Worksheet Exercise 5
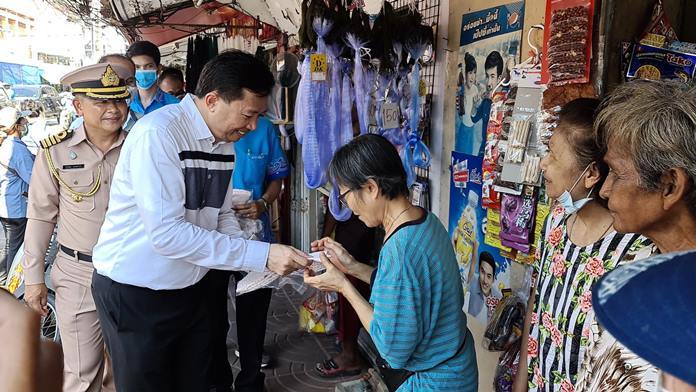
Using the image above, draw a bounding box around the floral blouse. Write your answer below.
[526,204,651,392]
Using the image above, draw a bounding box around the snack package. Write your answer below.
[639,0,678,48]
[483,292,525,351]
[500,187,537,253]
[542,0,595,86]
[626,43,696,83]
[298,288,338,334]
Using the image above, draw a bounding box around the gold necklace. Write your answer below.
[384,205,413,238]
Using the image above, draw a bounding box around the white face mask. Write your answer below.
[556,163,593,216]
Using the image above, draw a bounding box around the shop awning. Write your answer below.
[108,0,301,46]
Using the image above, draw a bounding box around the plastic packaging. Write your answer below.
[542,0,594,86]
[500,187,537,253]
[298,288,338,334]
[639,0,678,48]
[483,293,525,351]
[454,190,479,269]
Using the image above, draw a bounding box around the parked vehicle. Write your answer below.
[11,84,62,118]
[3,233,60,342]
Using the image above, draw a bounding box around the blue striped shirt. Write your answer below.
[370,211,478,391]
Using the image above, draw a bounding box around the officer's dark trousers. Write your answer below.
[92,271,213,392]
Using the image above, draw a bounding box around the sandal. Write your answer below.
[315,358,362,378]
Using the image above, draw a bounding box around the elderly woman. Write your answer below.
[513,99,650,392]
[304,134,478,391]
[574,80,696,390]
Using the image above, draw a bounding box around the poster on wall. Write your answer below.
[454,1,525,157]
[449,152,513,326]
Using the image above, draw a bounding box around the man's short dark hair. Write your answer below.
[194,50,275,102]
[126,41,161,66]
[158,67,184,85]
[484,51,504,76]
[479,251,496,275]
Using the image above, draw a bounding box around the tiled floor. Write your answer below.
[228,286,363,392]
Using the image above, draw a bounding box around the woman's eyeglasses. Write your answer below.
[338,188,354,209]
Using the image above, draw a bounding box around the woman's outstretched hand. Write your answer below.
[304,251,350,294]
[310,237,360,276]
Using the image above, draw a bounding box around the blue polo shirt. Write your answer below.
[130,88,179,116]
[233,117,289,242]
[0,136,34,218]
[233,117,289,199]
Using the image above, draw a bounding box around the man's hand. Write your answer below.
[267,244,311,275]
[233,200,265,220]
[24,283,48,317]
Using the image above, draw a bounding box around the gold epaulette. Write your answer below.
[39,130,73,149]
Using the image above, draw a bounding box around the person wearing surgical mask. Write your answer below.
[0,107,34,285]
[512,99,653,392]
[125,40,179,118]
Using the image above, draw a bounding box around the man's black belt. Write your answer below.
[60,244,92,262]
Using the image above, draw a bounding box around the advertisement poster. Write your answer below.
[449,152,513,326]
[455,1,524,156]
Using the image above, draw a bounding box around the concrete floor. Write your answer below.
[228,286,363,392]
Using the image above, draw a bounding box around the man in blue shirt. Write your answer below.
[126,41,179,118]
[0,107,34,283]
[230,115,289,392]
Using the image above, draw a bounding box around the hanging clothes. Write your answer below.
[185,35,219,94]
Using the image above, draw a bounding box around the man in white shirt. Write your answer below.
[91,50,310,392]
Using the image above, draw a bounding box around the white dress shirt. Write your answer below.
[93,94,270,290]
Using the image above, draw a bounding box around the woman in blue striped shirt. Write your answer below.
[304,134,478,391]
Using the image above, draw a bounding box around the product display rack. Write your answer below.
[290,0,442,252]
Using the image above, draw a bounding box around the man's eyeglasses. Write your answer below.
[338,188,354,209]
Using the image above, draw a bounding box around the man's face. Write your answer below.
[131,55,158,71]
[479,261,494,296]
[205,89,267,143]
[159,77,184,97]
[74,96,128,134]
[485,67,501,92]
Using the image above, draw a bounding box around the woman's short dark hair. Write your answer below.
[465,52,477,74]
[195,50,275,102]
[479,251,496,275]
[126,41,161,66]
[557,98,607,205]
[328,134,409,200]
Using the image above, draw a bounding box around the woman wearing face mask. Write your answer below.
[0,107,34,285]
[512,99,651,392]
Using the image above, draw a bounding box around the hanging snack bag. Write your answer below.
[500,187,537,253]
[542,0,595,86]
[626,43,696,83]
[639,0,678,48]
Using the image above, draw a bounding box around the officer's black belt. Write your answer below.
[60,244,92,262]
